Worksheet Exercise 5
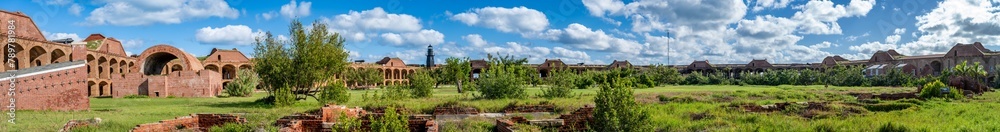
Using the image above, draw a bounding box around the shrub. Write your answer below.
[378,84,410,100]
[369,107,409,132]
[408,70,435,98]
[919,80,963,99]
[592,77,652,131]
[541,69,575,98]
[225,70,260,97]
[684,72,709,85]
[877,122,909,132]
[574,71,598,89]
[274,85,296,107]
[648,64,683,85]
[318,81,350,105]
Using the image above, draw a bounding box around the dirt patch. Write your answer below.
[689,112,712,121]
[850,92,919,100]
[502,102,556,113]
[729,102,849,118]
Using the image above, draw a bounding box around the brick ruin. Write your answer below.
[275,104,439,132]
[130,114,246,132]
[0,60,89,110]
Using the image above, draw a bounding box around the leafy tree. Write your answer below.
[476,54,529,99]
[344,66,384,89]
[318,81,350,105]
[591,75,652,131]
[824,65,867,86]
[647,64,682,85]
[440,57,471,93]
[369,107,409,132]
[796,69,822,85]
[870,68,914,87]
[253,20,350,101]
[408,70,435,98]
[951,61,987,79]
[224,70,259,97]
[573,71,598,89]
[541,69,575,98]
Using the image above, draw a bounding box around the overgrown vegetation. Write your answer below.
[476,54,529,99]
[541,69,575,98]
[253,20,350,103]
[919,80,963,99]
[318,81,350,105]
[225,70,260,97]
[440,57,472,93]
[408,70,435,98]
[592,75,652,131]
[368,107,409,132]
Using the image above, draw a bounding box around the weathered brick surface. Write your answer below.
[558,106,594,132]
[0,61,89,110]
[130,114,245,132]
[495,119,516,132]
[111,70,222,98]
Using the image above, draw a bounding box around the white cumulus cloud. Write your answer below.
[195,25,263,45]
[83,0,240,26]
[280,0,311,19]
[450,6,549,34]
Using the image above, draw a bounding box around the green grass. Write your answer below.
[1,85,998,131]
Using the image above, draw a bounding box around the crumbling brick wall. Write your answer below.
[558,106,594,131]
[131,114,245,132]
[112,70,222,98]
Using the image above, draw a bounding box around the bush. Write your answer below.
[541,69,575,98]
[574,71,598,89]
[225,70,260,97]
[408,70,435,98]
[378,84,411,100]
[648,64,683,85]
[684,72,709,85]
[919,80,963,99]
[318,81,350,105]
[592,77,652,131]
[369,107,409,132]
[878,122,909,132]
[274,85,296,107]
[476,56,528,99]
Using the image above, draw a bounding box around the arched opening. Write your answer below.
[222,65,236,79]
[98,81,108,96]
[98,57,108,78]
[238,65,251,71]
[222,81,230,89]
[128,62,134,73]
[119,60,126,73]
[142,52,180,75]
[931,61,943,76]
[50,49,66,63]
[28,46,46,67]
[171,64,183,73]
[205,64,220,73]
[3,43,24,70]
[87,55,96,77]
[110,58,118,77]
[87,81,96,97]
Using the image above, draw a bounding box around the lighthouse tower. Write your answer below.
[426,45,434,68]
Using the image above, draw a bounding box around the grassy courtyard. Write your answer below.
[2,85,999,131]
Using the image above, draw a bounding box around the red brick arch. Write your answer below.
[137,45,204,75]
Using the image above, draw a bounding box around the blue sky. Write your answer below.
[4,0,1000,65]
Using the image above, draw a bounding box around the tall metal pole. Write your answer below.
[667,32,671,66]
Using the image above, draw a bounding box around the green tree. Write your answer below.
[318,81,350,105]
[441,57,471,93]
[408,70,435,98]
[591,75,652,131]
[476,54,529,99]
[647,64,682,85]
[224,70,259,97]
[541,69,575,98]
[345,66,384,89]
[369,107,409,132]
[253,20,350,101]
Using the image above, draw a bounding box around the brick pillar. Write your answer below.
[71,42,87,61]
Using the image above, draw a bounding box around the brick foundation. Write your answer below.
[111,70,222,98]
[277,104,438,132]
[130,114,246,132]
